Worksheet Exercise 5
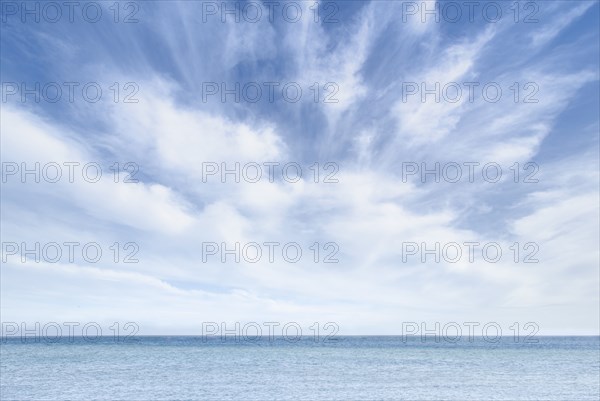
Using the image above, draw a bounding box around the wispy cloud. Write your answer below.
[1,0,598,335]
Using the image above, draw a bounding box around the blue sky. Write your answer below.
[1,1,599,335]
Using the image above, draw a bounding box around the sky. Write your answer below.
[0,0,599,336]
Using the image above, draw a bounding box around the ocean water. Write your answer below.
[1,336,598,400]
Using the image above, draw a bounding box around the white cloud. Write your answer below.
[2,0,598,335]
[1,106,195,234]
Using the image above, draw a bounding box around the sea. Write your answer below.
[1,336,599,400]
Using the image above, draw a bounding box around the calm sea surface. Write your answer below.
[1,336,599,400]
